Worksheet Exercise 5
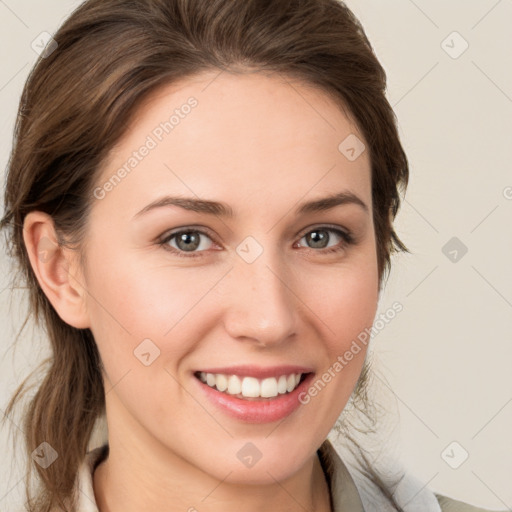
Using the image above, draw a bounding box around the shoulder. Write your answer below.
[436,493,508,512]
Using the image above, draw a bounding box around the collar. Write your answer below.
[72,440,364,511]
[318,438,366,511]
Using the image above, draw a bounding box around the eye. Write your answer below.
[159,228,216,258]
[158,225,355,259]
[295,226,354,255]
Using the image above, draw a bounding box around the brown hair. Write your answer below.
[0,0,409,510]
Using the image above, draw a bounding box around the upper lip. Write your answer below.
[195,365,314,379]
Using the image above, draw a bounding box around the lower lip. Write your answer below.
[195,373,315,423]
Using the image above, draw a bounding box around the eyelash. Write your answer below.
[158,225,355,259]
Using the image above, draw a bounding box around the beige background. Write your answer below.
[1,1,511,510]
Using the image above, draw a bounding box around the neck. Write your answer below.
[93,437,331,512]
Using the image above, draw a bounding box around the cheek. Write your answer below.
[305,257,379,345]
[82,249,199,417]
[84,244,218,347]
[299,279,376,419]
[299,255,378,400]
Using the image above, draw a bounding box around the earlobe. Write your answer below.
[22,211,91,329]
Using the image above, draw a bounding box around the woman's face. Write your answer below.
[79,71,379,483]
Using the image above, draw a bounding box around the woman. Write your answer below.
[0,0,505,511]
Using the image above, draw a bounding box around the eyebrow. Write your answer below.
[133,191,368,220]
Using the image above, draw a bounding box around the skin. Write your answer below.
[23,70,379,511]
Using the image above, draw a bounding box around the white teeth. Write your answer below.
[286,374,296,392]
[261,377,278,398]
[216,374,228,392]
[277,375,287,394]
[206,373,216,387]
[227,375,242,395]
[241,377,260,397]
[198,371,304,398]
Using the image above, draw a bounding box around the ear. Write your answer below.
[22,211,91,329]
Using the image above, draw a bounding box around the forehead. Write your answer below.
[94,71,371,218]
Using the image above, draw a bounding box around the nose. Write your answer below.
[220,245,299,348]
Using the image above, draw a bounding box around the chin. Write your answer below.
[200,437,317,485]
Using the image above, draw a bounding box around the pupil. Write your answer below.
[177,232,199,251]
[308,230,328,248]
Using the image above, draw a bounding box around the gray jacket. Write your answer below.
[318,439,507,512]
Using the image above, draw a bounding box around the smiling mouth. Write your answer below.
[194,371,310,400]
